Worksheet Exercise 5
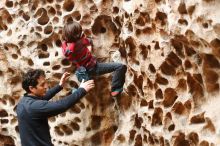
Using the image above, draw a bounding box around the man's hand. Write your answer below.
[79,79,95,92]
[59,72,71,87]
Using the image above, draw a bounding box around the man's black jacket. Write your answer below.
[16,85,86,146]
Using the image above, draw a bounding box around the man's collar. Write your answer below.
[24,93,42,100]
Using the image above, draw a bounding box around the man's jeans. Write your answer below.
[75,62,127,92]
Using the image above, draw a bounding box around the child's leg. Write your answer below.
[72,67,90,94]
[75,66,90,82]
[90,62,127,95]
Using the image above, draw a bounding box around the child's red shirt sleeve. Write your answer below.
[61,42,75,60]
[82,37,93,51]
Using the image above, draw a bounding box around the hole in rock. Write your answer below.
[43,62,50,66]
[61,59,70,66]
[6,1,13,7]
[44,25,53,34]
[52,65,61,70]
[63,0,74,12]
[12,54,18,59]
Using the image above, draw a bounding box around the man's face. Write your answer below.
[30,76,48,97]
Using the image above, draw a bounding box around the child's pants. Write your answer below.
[75,62,127,92]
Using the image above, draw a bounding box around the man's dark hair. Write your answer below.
[22,69,45,93]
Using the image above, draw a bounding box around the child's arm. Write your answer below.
[87,45,92,52]
[84,37,93,52]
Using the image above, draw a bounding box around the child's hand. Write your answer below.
[87,45,92,52]
[79,79,94,92]
[59,72,71,87]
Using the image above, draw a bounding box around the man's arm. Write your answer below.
[43,72,70,101]
[43,85,63,101]
[30,80,94,117]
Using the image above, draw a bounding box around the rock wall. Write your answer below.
[0,0,220,145]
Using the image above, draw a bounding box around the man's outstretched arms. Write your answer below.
[43,72,70,101]
[31,79,95,117]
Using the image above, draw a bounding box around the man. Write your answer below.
[16,69,94,146]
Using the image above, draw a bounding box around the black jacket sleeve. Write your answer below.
[30,88,87,117]
[43,85,63,101]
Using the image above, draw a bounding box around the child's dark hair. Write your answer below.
[62,21,82,43]
[22,69,45,93]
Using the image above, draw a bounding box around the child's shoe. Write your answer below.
[111,88,123,97]
[111,91,121,97]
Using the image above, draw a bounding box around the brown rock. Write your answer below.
[163,88,178,107]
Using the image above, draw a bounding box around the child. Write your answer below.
[61,21,127,97]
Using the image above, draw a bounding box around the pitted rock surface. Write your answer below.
[0,0,220,145]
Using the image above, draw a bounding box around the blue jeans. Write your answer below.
[75,62,127,92]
